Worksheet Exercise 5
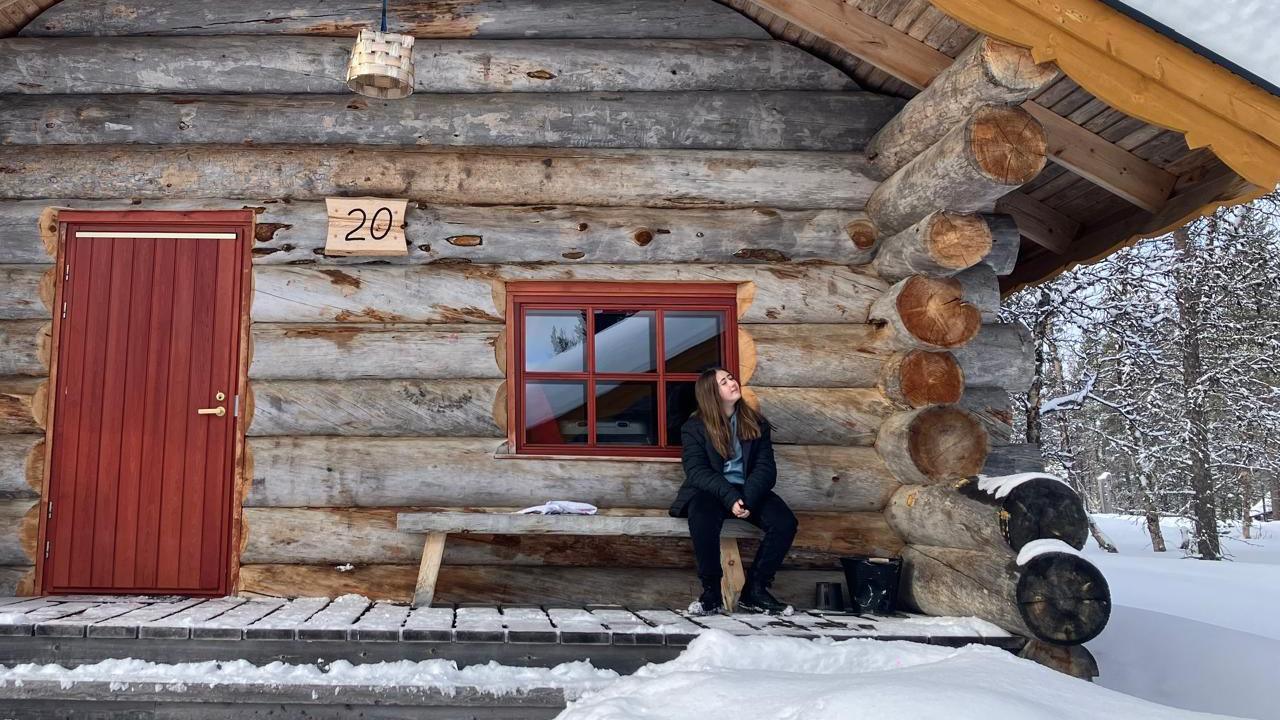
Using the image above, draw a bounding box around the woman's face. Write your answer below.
[715,369,741,404]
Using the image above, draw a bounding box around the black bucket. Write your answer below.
[840,556,901,615]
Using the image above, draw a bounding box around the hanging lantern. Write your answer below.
[346,0,415,99]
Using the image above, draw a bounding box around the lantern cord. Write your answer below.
[380,0,388,32]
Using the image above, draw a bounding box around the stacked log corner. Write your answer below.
[856,37,1107,647]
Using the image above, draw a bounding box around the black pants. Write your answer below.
[685,490,798,588]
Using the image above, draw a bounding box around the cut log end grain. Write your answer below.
[880,350,964,407]
[1016,551,1111,645]
[969,105,1047,185]
[979,38,1060,93]
[928,213,992,270]
[906,406,989,481]
[999,477,1089,552]
[845,218,879,251]
[888,276,982,349]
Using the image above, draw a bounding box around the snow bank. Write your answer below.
[0,657,618,699]
[559,630,1238,720]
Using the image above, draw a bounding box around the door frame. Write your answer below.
[34,209,255,596]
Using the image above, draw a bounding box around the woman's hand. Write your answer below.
[732,499,751,519]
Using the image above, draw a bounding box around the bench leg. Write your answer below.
[719,538,745,613]
[412,532,447,608]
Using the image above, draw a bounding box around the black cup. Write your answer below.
[840,556,902,615]
[814,581,844,611]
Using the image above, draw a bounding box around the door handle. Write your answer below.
[196,406,226,417]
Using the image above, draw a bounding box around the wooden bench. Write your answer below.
[396,512,764,612]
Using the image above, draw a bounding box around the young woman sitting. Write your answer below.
[668,367,798,615]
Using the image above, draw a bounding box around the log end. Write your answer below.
[1017,551,1111,645]
[894,276,982,349]
[929,213,993,271]
[969,105,1047,186]
[887,350,964,407]
[845,218,879,251]
[980,38,1059,93]
[1003,478,1089,552]
[905,405,989,482]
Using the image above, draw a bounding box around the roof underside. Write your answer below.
[0,0,1274,293]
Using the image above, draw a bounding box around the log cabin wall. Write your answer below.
[0,0,1043,608]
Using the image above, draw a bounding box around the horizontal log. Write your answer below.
[869,276,982,350]
[245,436,902,512]
[953,324,1033,391]
[0,38,855,94]
[982,443,1044,476]
[1,92,901,152]
[959,387,1014,446]
[249,324,503,381]
[900,544,1110,644]
[1,200,876,266]
[0,435,41,499]
[247,379,503,437]
[876,406,989,485]
[956,264,1001,323]
[0,377,45,434]
[0,267,51,320]
[749,386,895,445]
[23,0,771,39]
[865,105,1048,237]
[871,212,992,282]
[0,566,33,596]
[885,478,1087,553]
[250,264,889,325]
[0,320,47,376]
[866,37,1057,180]
[238,564,845,607]
[0,499,37,565]
[0,146,878,209]
[983,214,1020,276]
[241,507,901,565]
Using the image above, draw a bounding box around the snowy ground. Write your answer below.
[1084,514,1280,720]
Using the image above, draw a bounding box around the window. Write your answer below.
[510,282,739,457]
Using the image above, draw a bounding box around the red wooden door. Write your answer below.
[41,211,251,595]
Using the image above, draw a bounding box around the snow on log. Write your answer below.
[865,105,1047,237]
[871,211,993,282]
[245,437,902,512]
[869,276,982,350]
[884,475,1088,553]
[900,544,1110,645]
[866,37,1057,179]
[875,405,989,485]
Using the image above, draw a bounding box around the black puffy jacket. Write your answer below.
[669,414,777,517]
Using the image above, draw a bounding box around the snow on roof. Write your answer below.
[1106,0,1280,93]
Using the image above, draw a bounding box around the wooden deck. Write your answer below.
[0,595,1020,718]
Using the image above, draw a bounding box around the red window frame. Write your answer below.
[507,282,740,458]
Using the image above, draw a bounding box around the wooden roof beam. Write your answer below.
[750,0,1177,214]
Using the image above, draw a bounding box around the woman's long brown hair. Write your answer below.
[693,367,764,458]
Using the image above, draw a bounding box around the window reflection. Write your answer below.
[665,381,698,446]
[596,382,657,445]
[594,310,656,373]
[664,312,723,373]
[525,310,586,372]
[524,381,587,445]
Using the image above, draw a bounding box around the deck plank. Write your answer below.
[547,609,610,645]
[455,606,506,643]
[35,601,147,638]
[297,595,370,640]
[588,608,664,646]
[402,606,454,642]
[139,598,249,639]
[632,609,702,645]
[501,607,559,644]
[87,598,206,639]
[350,602,411,642]
[243,597,332,640]
[191,599,287,640]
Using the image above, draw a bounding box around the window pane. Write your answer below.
[596,382,657,446]
[664,311,724,373]
[665,381,698,446]
[594,310,656,373]
[525,310,586,372]
[524,381,587,445]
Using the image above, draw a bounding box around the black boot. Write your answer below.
[687,582,725,616]
[738,576,789,615]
